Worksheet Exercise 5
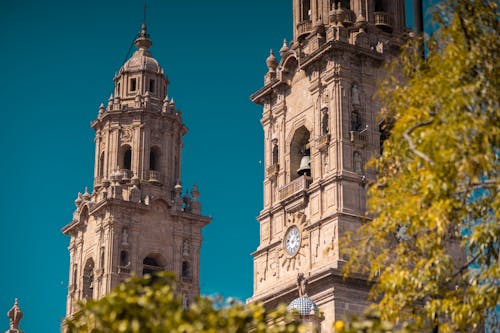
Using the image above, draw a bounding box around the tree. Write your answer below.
[343,1,499,332]
[65,273,304,333]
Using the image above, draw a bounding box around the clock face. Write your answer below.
[284,225,301,256]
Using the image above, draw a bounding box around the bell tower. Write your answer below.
[62,23,210,317]
[250,0,406,331]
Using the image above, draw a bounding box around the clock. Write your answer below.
[284,225,301,256]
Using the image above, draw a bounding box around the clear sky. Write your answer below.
[0,1,423,331]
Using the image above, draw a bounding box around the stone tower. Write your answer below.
[249,1,406,331]
[62,23,210,317]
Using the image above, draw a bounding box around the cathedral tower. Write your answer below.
[249,1,406,331]
[62,23,210,317]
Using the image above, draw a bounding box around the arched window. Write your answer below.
[120,145,132,170]
[375,0,385,12]
[300,0,311,21]
[124,149,131,170]
[182,261,191,281]
[99,152,105,178]
[290,126,311,180]
[142,256,162,277]
[82,258,95,300]
[333,0,350,9]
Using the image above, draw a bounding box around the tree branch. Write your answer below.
[452,251,481,278]
[403,119,435,165]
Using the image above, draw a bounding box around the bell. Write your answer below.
[297,155,311,176]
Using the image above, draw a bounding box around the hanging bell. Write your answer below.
[297,155,311,176]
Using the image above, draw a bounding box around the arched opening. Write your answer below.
[149,147,160,171]
[290,126,311,180]
[375,0,385,12]
[182,261,191,281]
[124,149,131,170]
[351,110,363,132]
[80,206,89,224]
[120,250,129,267]
[142,255,163,277]
[82,258,95,300]
[281,56,298,82]
[332,0,350,9]
[300,0,311,22]
[98,152,105,178]
[119,145,132,170]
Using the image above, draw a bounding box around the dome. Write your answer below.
[121,49,161,73]
[119,23,161,74]
[287,296,319,316]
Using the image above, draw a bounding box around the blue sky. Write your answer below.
[0,1,423,331]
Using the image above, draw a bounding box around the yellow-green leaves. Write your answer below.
[343,0,499,332]
[65,273,304,333]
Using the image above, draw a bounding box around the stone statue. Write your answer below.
[183,239,190,257]
[351,83,360,105]
[297,273,308,297]
[122,228,129,245]
[321,108,329,135]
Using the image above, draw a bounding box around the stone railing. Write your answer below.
[374,12,393,31]
[120,169,132,181]
[296,20,312,37]
[350,131,368,145]
[149,170,161,183]
[279,175,312,201]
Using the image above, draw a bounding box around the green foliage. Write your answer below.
[65,273,305,333]
[343,1,499,332]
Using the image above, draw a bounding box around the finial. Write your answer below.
[191,184,199,199]
[7,298,23,331]
[266,49,278,73]
[297,273,308,297]
[134,22,152,51]
[279,38,289,57]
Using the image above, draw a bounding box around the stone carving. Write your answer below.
[120,127,133,142]
[151,129,162,143]
[297,273,308,297]
[182,239,190,257]
[6,299,23,333]
[121,228,129,245]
